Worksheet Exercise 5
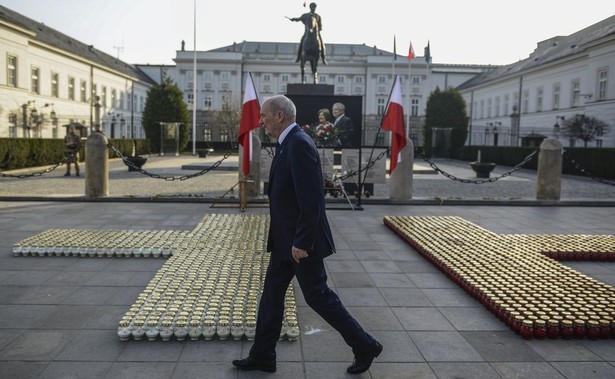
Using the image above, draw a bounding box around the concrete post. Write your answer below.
[85,132,109,198]
[536,138,563,200]
[389,138,414,201]
[238,134,261,198]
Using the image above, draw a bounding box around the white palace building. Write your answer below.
[1,4,613,148]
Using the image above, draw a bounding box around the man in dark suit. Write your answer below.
[332,102,356,147]
[233,95,382,375]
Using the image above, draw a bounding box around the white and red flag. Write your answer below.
[238,73,261,176]
[408,41,415,61]
[381,75,406,174]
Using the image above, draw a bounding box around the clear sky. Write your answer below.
[2,0,613,66]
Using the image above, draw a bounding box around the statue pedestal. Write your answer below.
[286,84,334,96]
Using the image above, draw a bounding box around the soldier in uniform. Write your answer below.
[64,125,81,176]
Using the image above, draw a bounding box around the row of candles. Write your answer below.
[384,215,615,340]
[13,213,300,342]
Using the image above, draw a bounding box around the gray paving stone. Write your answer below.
[60,286,124,305]
[56,330,125,361]
[347,307,403,331]
[33,305,106,329]
[361,260,402,273]
[325,249,357,261]
[104,361,176,379]
[430,362,502,379]
[394,260,441,274]
[581,339,615,361]
[38,361,112,379]
[420,288,479,307]
[173,362,238,379]
[0,329,22,351]
[526,339,602,361]
[324,260,365,273]
[301,330,353,362]
[305,362,370,379]
[81,305,128,329]
[380,288,432,307]
[336,288,388,306]
[0,330,77,361]
[409,331,484,362]
[369,362,437,379]
[551,361,615,379]
[0,304,55,328]
[369,273,416,288]
[491,362,566,379]
[461,332,545,361]
[393,307,455,331]
[180,339,245,362]
[407,273,456,289]
[12,285,76,305]
[329,272,375,288]
[369,330,424,362]
[440,307,509,331]
[0,361,48,379]
[117,340,183,362]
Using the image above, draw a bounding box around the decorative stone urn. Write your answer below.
[125,156,147,171]
[470,162,496,178]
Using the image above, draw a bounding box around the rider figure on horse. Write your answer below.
[290,2,328,65]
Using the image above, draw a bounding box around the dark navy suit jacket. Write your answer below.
[267,124,335,261]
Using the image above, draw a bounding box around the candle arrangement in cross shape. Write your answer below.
[13,213,299,342]
[384,215,615,340]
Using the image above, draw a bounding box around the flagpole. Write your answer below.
[406,59,411,140]
[192,0,197,155]
[392,35,396,81]
[361,74,399,191]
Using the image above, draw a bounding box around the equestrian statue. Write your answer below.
[287,2,327,84]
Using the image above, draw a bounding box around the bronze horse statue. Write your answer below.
[299,15,320,84]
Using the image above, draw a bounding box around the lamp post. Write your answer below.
[493,122,501,146]
[553,116,565,139]
[120,117,126,138]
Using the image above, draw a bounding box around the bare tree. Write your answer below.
[562,114,609,147]
[207,101,241,145]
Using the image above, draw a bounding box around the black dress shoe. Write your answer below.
[232,356,276,373]
[347,341,383,374]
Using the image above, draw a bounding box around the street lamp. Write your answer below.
[553,116,565,138]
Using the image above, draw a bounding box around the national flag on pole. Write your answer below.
[381,75,406,174]
[393,35,397,60]
[238,72,261,176]
[408,41,415,61]
[424,40,431,63]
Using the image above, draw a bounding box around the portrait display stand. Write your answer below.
[159,122,180,156]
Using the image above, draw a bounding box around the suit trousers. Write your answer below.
[249,255,376,361]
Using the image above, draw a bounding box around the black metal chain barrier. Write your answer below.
[108,143,234,181]
[419,149,538,184]
[0,146,83,179]
[562,150,615,187]
[336,148,389,181]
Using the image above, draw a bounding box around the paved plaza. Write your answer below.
[0,155,614,378]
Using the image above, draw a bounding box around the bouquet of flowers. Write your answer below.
[303,122,341,147]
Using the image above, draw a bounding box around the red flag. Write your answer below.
[381,75,406,174]
[408,41,415,61]
[238,73,260,176]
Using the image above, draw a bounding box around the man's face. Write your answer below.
[260,101,276,137]
[332,106,343,118]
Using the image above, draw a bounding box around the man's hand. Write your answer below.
[291,246,309,263]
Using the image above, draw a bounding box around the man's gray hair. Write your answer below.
[267,95,296,121]
[332,102,345,112]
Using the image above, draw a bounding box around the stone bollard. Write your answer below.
[536,138,563,200]
[238,134,261,199]
[85,132,109,198]
[389,137,414,201]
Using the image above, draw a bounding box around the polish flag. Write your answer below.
[408,41,415,61]
[238,73,261,176]
[381,75,406,174]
